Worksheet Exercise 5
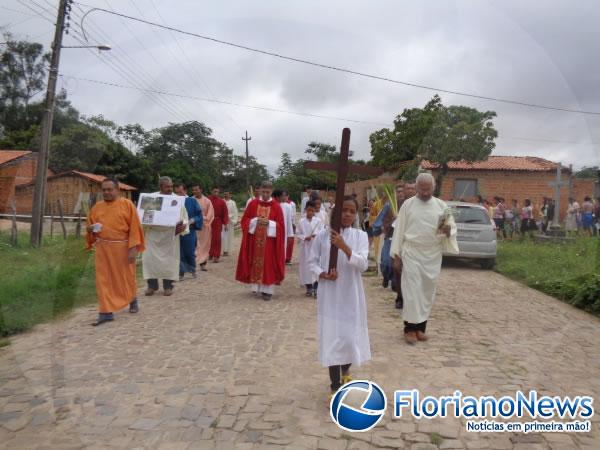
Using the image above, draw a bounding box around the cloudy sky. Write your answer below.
[3,0,599,171]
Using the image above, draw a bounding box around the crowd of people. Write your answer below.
[86,176,239,325]
[86,173,595,396]
[475,195,600,239]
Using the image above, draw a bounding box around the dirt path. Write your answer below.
[1,233,599,449]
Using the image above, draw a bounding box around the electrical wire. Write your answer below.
[74,2,600,116]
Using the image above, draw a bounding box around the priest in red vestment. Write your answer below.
[235,181,286,300]
[209,187,229,263]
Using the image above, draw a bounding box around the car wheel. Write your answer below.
[480,258,495,270]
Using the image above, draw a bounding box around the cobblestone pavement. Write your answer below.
[1,234,599,449]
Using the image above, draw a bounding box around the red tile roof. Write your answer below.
[70,170,137,190]
[421,156,567,172]
[15,170,137,191]
[0,150,32,166]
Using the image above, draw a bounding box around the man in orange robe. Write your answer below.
[193,185,214,271]
[86,178,145,326]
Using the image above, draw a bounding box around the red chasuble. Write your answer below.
[209,195,229,258]
[235,198,286,285]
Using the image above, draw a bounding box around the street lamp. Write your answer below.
[61,44,111,51]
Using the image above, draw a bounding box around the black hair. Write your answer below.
[175,182,186,189]
[305,200,316,209]
[102,177,120,189]
[343,195,359,211]
[272,189,283,199]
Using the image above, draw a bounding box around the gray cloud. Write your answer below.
[3,0,599,170]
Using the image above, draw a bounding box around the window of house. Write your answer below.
[454,179,478,199]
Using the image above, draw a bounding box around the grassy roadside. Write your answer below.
[0,233,97,337]
[495,237,600,316]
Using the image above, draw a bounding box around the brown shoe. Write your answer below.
[404,331,417,345]
[416,331,428,341]
[164,289,173,296]
[144,288,156,296]
[213,258,220,263]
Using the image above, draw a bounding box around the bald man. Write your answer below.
[390,173,457,344]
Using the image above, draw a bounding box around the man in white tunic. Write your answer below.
[309,196,371,393]
[143,176,188,296]
[221,191,239,256]
[390,173,457,344]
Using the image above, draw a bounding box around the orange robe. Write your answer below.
[86,198,145,313]
[195,195,214,264]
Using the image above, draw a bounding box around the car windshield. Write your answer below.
[450,206,491,224]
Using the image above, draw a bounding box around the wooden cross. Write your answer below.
[548,163,565,225]
[304,128,384,271]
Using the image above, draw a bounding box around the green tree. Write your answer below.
[49,122,110,172]
[0,33,49,112]
[575,166,599,179]
[370,95,497,194]
[277,152,294,178]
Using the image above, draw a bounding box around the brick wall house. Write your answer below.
[345,156,598,220]
[421,156,598,220]
[0,150,54,213]
[15,170,136,215]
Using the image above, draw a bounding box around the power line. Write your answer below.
[58,73,391,126]
[70,1,239,144]
[75,2,600,117]
[120,0,241,142]
[57,74,600,147]
[15,0,55,25]
[1,5,39,17]
[17,0,190,122]
[67,10,194,122]
[146,0,244,132]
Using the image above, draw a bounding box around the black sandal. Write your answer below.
[92,316,114,326]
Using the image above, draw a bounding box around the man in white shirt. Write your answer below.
[390,173,457,344]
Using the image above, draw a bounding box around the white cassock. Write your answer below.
[288,200,297,228]
[280,201,295,252]
[296,217,325,285]
[390,196,458,324]
[309,227,371,367]
[315,209,329,226]
[301,195,309,214]
[143,195,189,281]
[222,199,239,254]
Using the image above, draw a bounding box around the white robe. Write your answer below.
[390,196,457,324]
[309,227,371,367]
[297,217,325,285]
[222,199,239,254]
[280,202,295,239]
[143,196,189,281]
[315,209,329,226]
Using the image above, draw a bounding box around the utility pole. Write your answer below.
[30,0,69,247]
[242,130,252,192]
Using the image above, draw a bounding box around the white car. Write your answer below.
[444,202,497,269]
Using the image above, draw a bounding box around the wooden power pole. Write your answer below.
[242,130,252,192]
[30,0,69,247]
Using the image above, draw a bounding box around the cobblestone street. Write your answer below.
[1,235,599,449]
